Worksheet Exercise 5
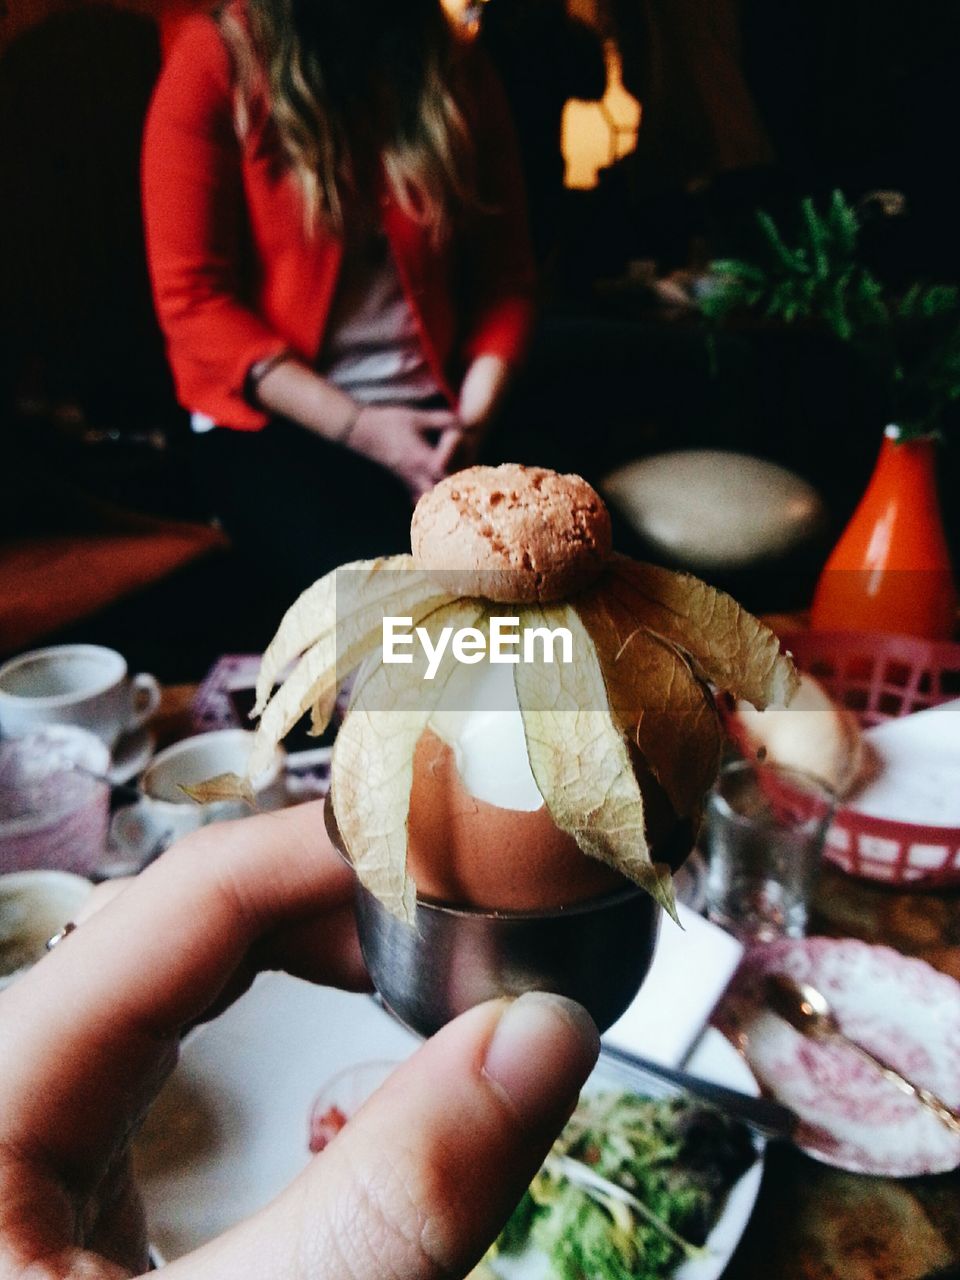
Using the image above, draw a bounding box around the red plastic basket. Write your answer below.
[777,631,960,887]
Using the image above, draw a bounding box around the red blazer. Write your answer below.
[142,13,536,430]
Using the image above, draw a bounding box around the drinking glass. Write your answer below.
[704,759,835,943]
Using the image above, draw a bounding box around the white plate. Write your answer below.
[640,1033,763,1280]
[714,937,960,1176]
[490,1032,764,1280]
[108,728,155,786]
[135,973,764,1277]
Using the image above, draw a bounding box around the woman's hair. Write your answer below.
[222,0,475,239]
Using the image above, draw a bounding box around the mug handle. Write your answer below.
[129,673,161,731]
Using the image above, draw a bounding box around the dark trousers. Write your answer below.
[190,419,417,606]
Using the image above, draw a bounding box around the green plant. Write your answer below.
[701,190,960,440]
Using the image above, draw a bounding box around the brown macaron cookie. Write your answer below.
[411,463,612,602]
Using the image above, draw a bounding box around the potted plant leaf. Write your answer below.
[701,190,958,638]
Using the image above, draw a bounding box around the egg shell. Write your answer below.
[406,729,691,911]
[735,672,865,797]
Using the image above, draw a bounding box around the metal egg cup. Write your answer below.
[325,803,661,1038]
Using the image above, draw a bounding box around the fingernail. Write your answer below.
[483,992,599,1129]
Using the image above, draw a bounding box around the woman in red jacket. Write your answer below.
[142,0,534,592]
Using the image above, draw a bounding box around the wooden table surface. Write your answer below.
[154,680,960,1280]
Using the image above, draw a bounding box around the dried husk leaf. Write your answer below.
[248,571,453,777]
[573,588,722,821]
[249,635,336,777]
[513,603,678,921]
[331,601,488,923]
[180,772,255,807]
[253,556,440,715]
[608,555,799,710]
[255,558,385,715]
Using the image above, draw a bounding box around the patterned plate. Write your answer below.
[714,937,960,1176]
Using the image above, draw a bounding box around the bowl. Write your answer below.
[325,803,661,1038]
[0,869,93,989]
[0,725,111,876]
[776,631,960,886]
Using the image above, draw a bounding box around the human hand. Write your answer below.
[445,421,487,473]
[443,354,514,474]
[349,404,465,501]
[0,802,599,1280]
[458,355,511,430]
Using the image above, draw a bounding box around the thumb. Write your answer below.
[161,994,598,1280]
[432,423,465,474]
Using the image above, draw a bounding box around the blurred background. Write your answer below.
[2,0,959,678]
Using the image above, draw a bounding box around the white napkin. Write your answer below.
[849,698,960,826]
[601,903,744,1067]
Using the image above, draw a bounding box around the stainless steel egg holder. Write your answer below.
[325,803,661,1038]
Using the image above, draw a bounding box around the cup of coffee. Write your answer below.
[110,730,287,867]
[0,869,94,990]
[0,644,160,751]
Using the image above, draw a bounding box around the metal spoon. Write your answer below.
[63,759,142,805]
[764,972,960,1137]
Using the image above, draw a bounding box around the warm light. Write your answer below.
[562,41,640,190]
[440,0,474,20]
[444,3,638,190]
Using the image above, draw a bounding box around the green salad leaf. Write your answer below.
[485,1089,756,1280]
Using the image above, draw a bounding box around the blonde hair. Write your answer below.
[221,0,475,240]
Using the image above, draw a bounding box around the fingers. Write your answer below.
[73,876,131,923]
[405,443,457,500]
[0,801,361,1173]
[411,407,460,434]
[352,404,464,500]
[433,422,465,474]
[161,994,599,1280]
[256,901,369,992]
[411,412,463,482]
[48,800,355,1027]
[446,420,487,474]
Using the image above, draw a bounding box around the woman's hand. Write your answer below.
[254,357,464,501]
[0,801,598,1280]
[452,354,514,470]
[349,403,464,500]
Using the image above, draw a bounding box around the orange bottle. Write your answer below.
[811,426,957,639]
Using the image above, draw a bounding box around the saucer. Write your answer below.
[108,728,155,786]
[714,937,960,1176]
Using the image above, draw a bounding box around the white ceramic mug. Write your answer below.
[0,644,160,751]
[121,729,287,857]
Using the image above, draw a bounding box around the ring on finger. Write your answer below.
[45,921,77,951]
